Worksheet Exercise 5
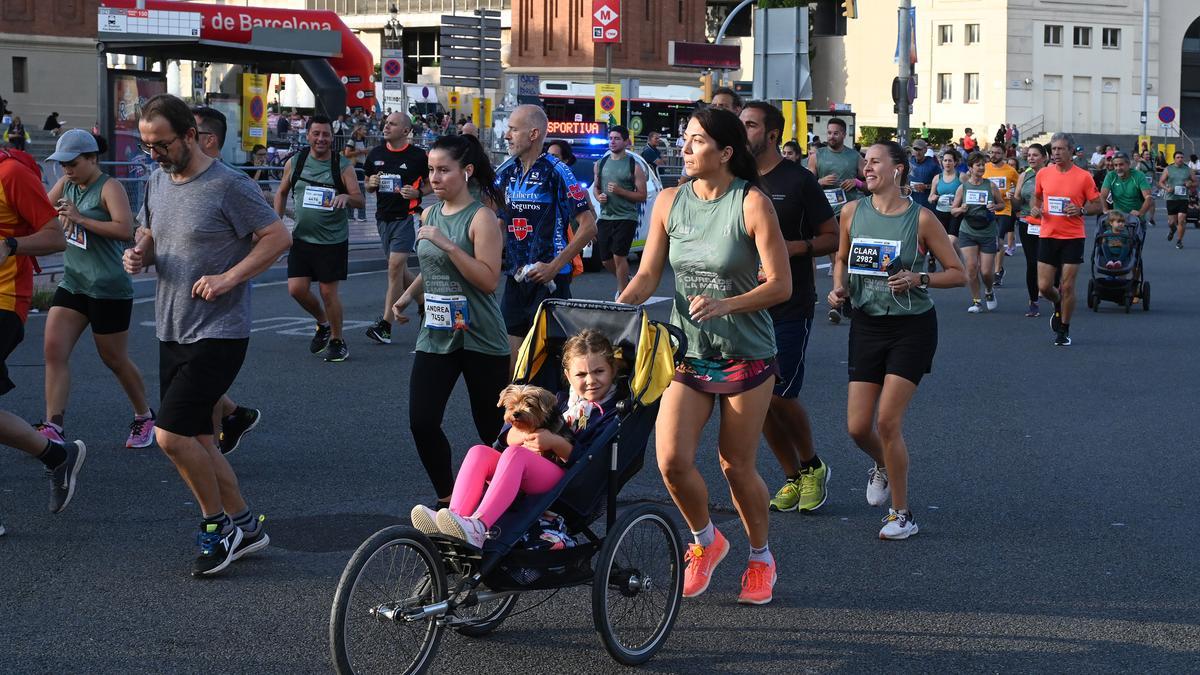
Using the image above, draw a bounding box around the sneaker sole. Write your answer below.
[410,508,440,535]
[54,441,87,514]
[435,509,482,548]
[325,355,349,362]
[879,522,919,540]
[736,572,777,605]
[768,501,799,513]
[221,411,261,456]
[126,429,156,449]
[682,537,729,598]
[195,528,244,577]
[231,531,270,561]
[799,466,832,513]
[365,331,392,345]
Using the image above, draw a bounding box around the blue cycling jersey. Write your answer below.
[494,153,592,275]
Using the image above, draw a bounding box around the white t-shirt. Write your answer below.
[1090,152,1105,167]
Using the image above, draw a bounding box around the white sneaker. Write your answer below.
[866,465,890,507]
[409,505,440,535]
[879,509,919,540]
[985,291,998,311]
[436,509,487,548]
[967,302,983,313]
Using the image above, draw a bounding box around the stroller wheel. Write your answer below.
[1086,279,1095,309]
[592,503,684,666]
[1142,281,1151,311]
[330,526,447,675]
[452,585,520,637]
[1124,291,1133,313]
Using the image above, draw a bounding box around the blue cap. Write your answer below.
[47,129,99,162]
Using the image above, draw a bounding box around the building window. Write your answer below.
[937,73,952,102]
[966,24,980,45]
[1074,26,1092,47]
[11,57,26,94]
[938,24,953,45]
[1044,24,1063,46]
[964,73,980,103]
[1103,27,1121,48]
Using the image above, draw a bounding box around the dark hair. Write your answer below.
[687,107,760,188]
[782,140,802,158]
[872,141,910,187]
[140,94,196,139]
[711,86,743,110]
[940,148,960,162]
[608,125,630,141]
[191,106,227,149]
[1027,143,1046,158]
[827,117,848,132]
[545,139,576,166]
[966,151,987,167]
[430,133,502,207]
[307,115,332,130]
[251,144,267,153]
[741,101,784,141]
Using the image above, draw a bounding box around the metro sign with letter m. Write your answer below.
[592,0,621,43]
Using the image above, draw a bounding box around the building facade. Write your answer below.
[1,0,103,128]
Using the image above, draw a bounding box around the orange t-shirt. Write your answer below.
[1034,164,1099,240]
[0,157,58,321]
[983,162,1020,216]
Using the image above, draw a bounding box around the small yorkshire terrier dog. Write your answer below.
[497,384,566,436]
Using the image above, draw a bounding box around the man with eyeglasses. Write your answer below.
[124,94,291,576]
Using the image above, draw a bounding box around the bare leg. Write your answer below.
[762,396,815,477]
[612,254,630,295]
[1058,263,1080,325]
[655,381,716,532]
[93,330,150,416]
[1037,262,1061,303]
[0,410,55,456]
[288,277,327,324]
[382,252,412,322]
[875,375,919,512]
[980,251,997,290]
[716,379,775,549]
[962,246,981,301]
[42,306,89,424]
[319,281,344,340]
[211,394,237,439]
[846,381,885,466]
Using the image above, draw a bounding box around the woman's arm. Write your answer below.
[618,186,675,304]
[916,209,966,288]
[826,201,855,308]
[950,185,966,216]
[1013,171,1030,209]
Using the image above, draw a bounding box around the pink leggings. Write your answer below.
[450,445,565,527]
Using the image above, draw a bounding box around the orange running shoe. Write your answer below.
[682,528,729,598]
[737,560,777,605]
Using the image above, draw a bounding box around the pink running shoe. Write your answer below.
[682,528,729,598]
[126,413,156,449]
[737,560,778,605]
[35,422,65,445]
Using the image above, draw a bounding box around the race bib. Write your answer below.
[936,194,953,211]
[65,222,88,250]
[1174,184,1188,197]
[964,189,989,206]
[378,174,402,193]
[302,185,336,211]
[848,237,902,277]
[1024,219,1041,236]
[988,176,1008,191]
[1047,196,1071,216]
[824,188,847,207]
[424,294,470,331]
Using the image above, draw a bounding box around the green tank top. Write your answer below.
[598,154,639,221]
[667,179,776,361]
[415,201,509,356]
[292,153,351,244]
[847,197,933,317]
[959,178,997,237]
[1164,164,1191,201]
[59,174,133,300]
[1017,168,1036,218]
[816,145,861,215]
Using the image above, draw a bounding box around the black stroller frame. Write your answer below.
[1087,213,1151,313]
[330,300,688,674]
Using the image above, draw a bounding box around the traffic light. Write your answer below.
[842,0,857,19]
[699,72,713,102]
[278,75,287,91]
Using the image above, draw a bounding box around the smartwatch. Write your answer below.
[918,272,930,289]
[3,236,16,256]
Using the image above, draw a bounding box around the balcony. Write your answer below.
[306,0,509,14]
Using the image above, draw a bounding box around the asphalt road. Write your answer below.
[2,212,1199,673]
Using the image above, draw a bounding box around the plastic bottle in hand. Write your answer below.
[515,263,556,293]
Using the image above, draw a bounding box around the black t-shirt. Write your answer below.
[364,143,429,220]
[641,144,661,173]
[759,159,834,322]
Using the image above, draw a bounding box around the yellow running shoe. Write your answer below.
[768,477,801,512]
[798,463,832,513]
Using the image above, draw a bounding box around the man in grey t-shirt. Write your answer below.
[124,94,291,578]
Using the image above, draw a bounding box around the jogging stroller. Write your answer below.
[1087,214,1150,312]
[329,300,687,674]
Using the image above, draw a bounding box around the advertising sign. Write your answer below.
[592,0,621,43]
[241,73,268,152]
[594,83,622,125]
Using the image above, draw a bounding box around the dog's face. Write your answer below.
[497,384,558,433]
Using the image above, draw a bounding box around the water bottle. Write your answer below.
[516,264,556,293]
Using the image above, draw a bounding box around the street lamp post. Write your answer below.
[383,4,406,115]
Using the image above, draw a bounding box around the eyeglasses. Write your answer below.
[138,136,180,156]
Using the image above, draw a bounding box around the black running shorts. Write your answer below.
[51,288,133,335]
[594,218,638,261]
[158,338,249,437]
[0,310,23,396]
[287,239,349,283]
[1037,237,1085,267]
[847,308,938,386]
[1167,200,1189,216]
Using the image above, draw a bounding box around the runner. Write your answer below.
[190,107,262,455]
[39,130,153,449]
[362,111,430,345]
[275,115,365,362]
[709,86,743,114]
[495,105,596,360]
[984,143,1020,285]
[0,141,86,532]
[592,125,648,297]
[620,107,791,605]
[929,148,963,247]
[1159,151,1193,249]
[808,117,864,319]
[124,93,291,575]
[390,134,509,511]
[1012,143,1048,317]
[1136,151,1159,227]
[1101,152,1153,226]
[827,141,965,539]
[740,102,839,514]
[951,152,1004,313]
[908,139,939,211]
[1031,132,1102,346]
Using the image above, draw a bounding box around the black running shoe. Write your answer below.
[219,407,261,456]
[827,307,842,325]
[324,338,349,362]
[1177,240,1184,250]
[994,268,1005,287]
[309,324,332,354]
[230,515,270,562]
[365,318,392,345]
[49,440,86,514]
[1168,228,1175,241]
[1050,304,1062,333]
[193,523,243,578]
[1053,330,1071,346]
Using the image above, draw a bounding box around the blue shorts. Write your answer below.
[501,273,572,337]
[377,216,416,255]
[772,318,813,399]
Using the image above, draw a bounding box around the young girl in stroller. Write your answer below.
[409,329,621,548]
[1100,211,1135,272]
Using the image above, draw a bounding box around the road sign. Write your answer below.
[1159,106,1176,124]
[592,0,621,43]
[448,91,461,110]
[595,83,621,125]
[439,10,502,91]
[240,73,268,152]
[668,41,741,70]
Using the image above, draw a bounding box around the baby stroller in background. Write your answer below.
[1187,194,1200,229]
[330,300,687,675]
[1087,213,1150,313]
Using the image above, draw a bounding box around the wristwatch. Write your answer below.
[918,272,930,289]
[3,236,16,256]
